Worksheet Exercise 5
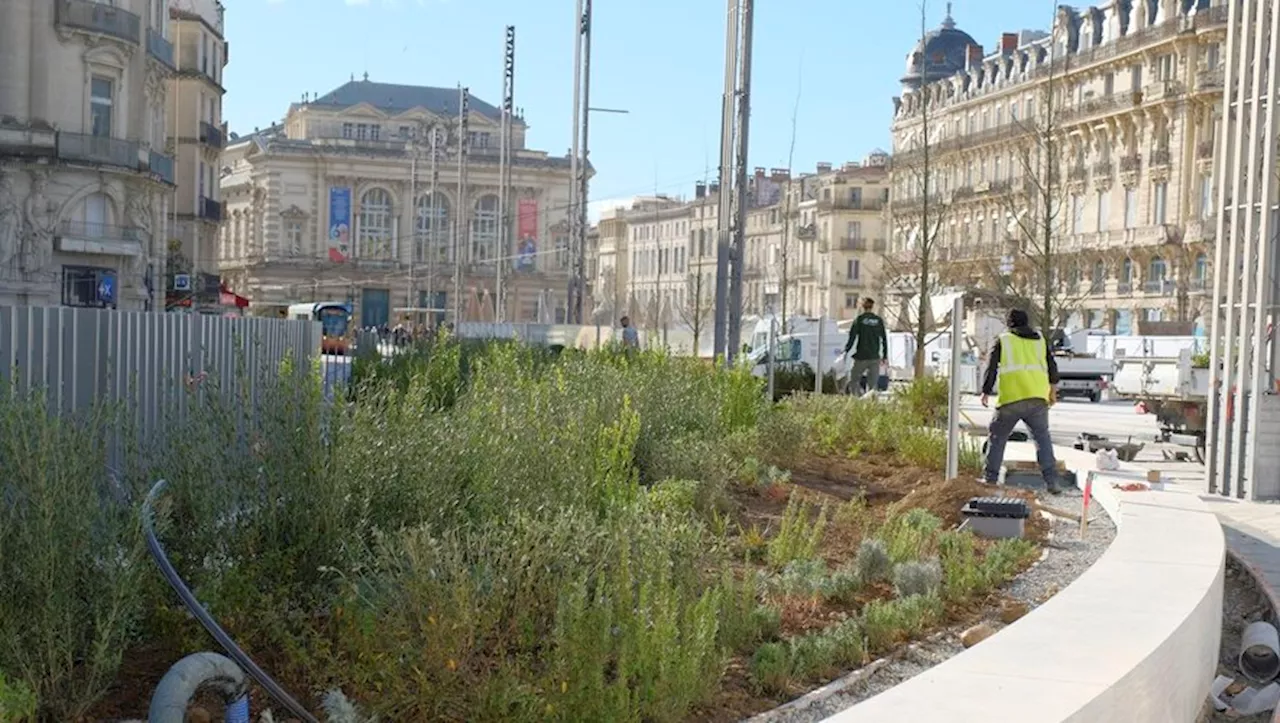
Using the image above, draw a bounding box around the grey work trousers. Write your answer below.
[846,359,880,397]
[984,397,1059,488]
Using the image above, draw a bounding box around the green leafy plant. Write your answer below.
[766,495,829,569]
[855,539,892,583]
[893,559,943,598]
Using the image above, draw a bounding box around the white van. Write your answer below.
[747,332,850,381]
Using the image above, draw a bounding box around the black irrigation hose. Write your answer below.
[142,480,320,723]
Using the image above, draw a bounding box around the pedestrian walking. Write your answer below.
[980,308,1062,494]
[619,315,640,350]
[843,297,888,396]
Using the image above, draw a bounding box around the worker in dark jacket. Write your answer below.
[843,297,888,396]
[980,308,1062,494]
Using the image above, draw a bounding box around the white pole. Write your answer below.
[767,315,776,400]
[946,295,964,479]
[814,313,825,394]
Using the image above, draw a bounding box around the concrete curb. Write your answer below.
[1218,530,1280,723]
[820,443,1224,723]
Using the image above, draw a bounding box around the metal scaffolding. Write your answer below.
[1207,0,1280,500]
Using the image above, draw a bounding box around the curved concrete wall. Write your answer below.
[823,463,1224,723]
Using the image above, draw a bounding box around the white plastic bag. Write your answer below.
[1095,448,1120,471]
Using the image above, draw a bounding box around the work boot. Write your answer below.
[1044,484,1062,496]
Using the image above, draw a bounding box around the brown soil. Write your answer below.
[84,453,1045,723]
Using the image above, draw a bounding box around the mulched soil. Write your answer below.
[84,453,1045,723]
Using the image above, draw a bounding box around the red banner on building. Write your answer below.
[516,199,538,271]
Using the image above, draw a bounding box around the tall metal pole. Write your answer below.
[727,0,754,365]
[426,125,438,327]
[946,295,964,479]
[567,0,584,323]
[407,125,419,318]
[497,26,515,323]
[575,0,593,325]
[713,0,740,359]
[452,86,469,325]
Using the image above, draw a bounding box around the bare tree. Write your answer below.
[977,2,1088,331]
[674,269,712,353]
[883,1,954,377]
[779,67,802,333]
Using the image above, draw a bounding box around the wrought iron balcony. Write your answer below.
[198,196,223,222]
[55,220,145,256]
[1116,281,1133,295]
[1149,148,1172,168]
[146,28,175,70]
[57,131,143,171]
[199,121,225,149]
[148,150,175,185]
[56,0,141,44]
[1120,155,1142,173]
[837,237,867,251]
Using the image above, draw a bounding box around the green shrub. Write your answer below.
[893,376,949,427]
[0,391,145,720]
[879,508,943,563]
[766,495,829,569]
[860,594,944,654]
[854,539,892,583]
[749,642,791,694]
[0,672,37,722]
[892,559,943,598]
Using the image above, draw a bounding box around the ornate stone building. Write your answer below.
[164,0,229,310]
[218,78,578,327]
[0,0,177,310]
[589,156,890,331]
[888,1,1227,334]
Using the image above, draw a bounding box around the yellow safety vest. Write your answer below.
[997,332,1050,404]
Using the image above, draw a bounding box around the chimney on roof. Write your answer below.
[695,182,706,198]
[754,167,766,177]
[816,162,832,173]
[709,182,720,195]
[770,168,789,182]
[1001,32,1018,54]
[967,44,984,68]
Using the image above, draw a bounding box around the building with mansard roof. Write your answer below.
[219,76,584,327]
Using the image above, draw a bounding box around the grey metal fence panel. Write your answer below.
[0,307,322,438]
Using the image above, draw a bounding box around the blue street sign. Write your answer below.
[97,272,116,305]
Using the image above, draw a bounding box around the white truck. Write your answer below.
[965,311,1113,402]
[1110,348,1210,463]
[746,331,849,382]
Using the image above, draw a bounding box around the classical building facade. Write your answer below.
[0,0,177,310]
[589,157,890,331]
[888,1,1227,334]
[219,78,577,327]
[165,0,228,309]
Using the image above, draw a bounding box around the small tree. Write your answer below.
[981,1,1085,331]
[883,1,954,377]
[674,270,712,354]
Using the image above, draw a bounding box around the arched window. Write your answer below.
[357,188,394,259]
[1121,257,1133,282]
[415,192,451,264]
[1148,256,1167,280]
[1193,253,1209,287]
[471,194,499,262]
[78,192,112,237]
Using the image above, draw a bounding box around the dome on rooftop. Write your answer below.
[901,4,979,90]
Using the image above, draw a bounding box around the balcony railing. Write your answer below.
[1149,148,1172,167]
[146,27,175,70]
[1117,281,1133,295]
[1090,281,1106,294]
[198,196,223,222]
[56,0,141,44]
[57,132,142,171]
[179,59,221,88]
[819,196,886,211]
[148,150,175,185]
[56,220,145,255]
[1120,155,1142,173]
[1197,66,1225,91]
[1143,279,1174,294]
[1190,278,1208,292]
[199,121,225,149]
[1092,161,1113,177]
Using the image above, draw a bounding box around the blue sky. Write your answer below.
[226,0,1058,216]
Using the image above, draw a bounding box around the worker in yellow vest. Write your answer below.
[979,308,1062,494]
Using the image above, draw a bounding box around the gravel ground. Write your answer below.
[751,487,1117,723]
[1199,557,1276,723]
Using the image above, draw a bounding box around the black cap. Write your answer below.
[1007,309,1029,328]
